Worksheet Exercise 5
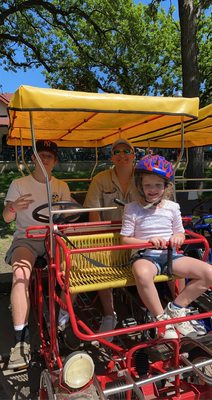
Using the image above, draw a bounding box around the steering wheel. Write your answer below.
[32,201,83,224]
[192,199,212,216]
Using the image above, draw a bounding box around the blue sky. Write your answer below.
[0,0,179,93]
[0,66,48,93]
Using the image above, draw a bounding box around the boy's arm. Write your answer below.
[3,194,34,223]
[3,202,17,223]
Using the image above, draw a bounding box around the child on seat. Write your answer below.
[120,154,212,339]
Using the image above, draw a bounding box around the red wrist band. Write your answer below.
[9,206,16,213]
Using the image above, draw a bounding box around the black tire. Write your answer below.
[187,348,212,385]
[39,370,55,399]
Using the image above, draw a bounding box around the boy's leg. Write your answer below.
[8,246,35,369]
[98,289,114,316]
[11,246,35,325]
[57,292,81,350]
[98,289,117,342]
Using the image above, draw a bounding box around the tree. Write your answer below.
[0,1,103,73]
[0,1,211,103]
[44,2,183,95]
[0,0,211,184]
[0,0,180,94]
[178,0,203,188]
[148,0,211,189]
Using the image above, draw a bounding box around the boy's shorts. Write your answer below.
[5,237,46,265]
[131,250,184,275]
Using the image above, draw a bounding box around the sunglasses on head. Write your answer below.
[113,148,133,155]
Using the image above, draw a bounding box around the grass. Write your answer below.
[0,171,23,270]
[0,171,22,238]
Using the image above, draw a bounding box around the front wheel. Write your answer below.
[186,348,212,386]
[39,370,56,399]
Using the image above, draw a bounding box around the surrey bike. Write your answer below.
[6,86,212,399]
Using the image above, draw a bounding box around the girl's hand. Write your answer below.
[149,237,167,249]
[169,233,185,248]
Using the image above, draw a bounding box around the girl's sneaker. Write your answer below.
[185,307,207,336]
[165,303,197,338]
[190,319,207,336]
[156,313,178,339]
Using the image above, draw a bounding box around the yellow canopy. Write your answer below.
[7,85,199,148]
[131,104,212,148]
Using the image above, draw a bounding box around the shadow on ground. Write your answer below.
[0,293,41,399]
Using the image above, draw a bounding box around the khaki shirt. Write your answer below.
[84,167,140,221]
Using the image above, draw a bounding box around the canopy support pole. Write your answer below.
[173,118,185,201]
[29,112,54,258]
[90,143,99,180]
[15,136,25,177]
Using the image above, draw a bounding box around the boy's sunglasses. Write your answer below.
[113,149,133,155]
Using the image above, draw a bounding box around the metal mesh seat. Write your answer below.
[61,233,172,294]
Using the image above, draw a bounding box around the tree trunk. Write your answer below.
[185,147,204,190]
[178,0,204,189]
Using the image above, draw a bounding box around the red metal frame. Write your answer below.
[28,223,212,399]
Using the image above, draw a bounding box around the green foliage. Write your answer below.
[45,1,182,95]
[0,171,22,237]
[0,0,211,103]
[197,12,212,105]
